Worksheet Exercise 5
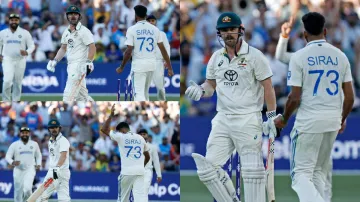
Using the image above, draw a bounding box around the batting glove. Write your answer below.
[185,80,203,101]
[85,60,94,76]
[265,111,282,138]
[46,60,57,73]
[53,166,60,180]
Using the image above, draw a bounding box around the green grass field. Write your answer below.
[181,174,360,202]
[0,94,179,101]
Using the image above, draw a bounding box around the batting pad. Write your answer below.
[192,153,240,202]
[241,150,266,202]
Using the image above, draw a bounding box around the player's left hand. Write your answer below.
[116,66,124,74]
[110,104,115,117]
[157,177,162,183]
[53,166,60,180]
[185,80,203,101]
[20,50,28,56]
[35,165,41,171]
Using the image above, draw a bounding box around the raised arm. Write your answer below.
[275,16,295,64]
[100,104,115,136]
[151,145,162,181]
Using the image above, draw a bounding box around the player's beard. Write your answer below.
[223,36,237,48]
[10,23,19,30]
[21,136,29,143]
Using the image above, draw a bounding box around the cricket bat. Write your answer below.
[266,132,275,202]
[27,178,54,202]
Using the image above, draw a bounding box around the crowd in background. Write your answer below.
[0,101,180,173]
[180,0,360,116]
[0,0,180,62]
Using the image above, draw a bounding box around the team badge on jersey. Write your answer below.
[287,71,291,80]
[30,146,33,149]
[18,35,22,38]
[218,60,224,67]
[74,32,78,38]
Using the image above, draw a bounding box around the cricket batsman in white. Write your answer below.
[146,15,171,101]
[47,5,96,101]
[274,12,354,202]
[101,104,151,202]
[116,5,174,101]
[5,127,41,202]
[36,119,71,201]
[138,129,162,193]
[185,12,279,202]
[0,13,35,101]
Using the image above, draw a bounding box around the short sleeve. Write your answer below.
[254,52,273,81]
[60,31,68,45]
[59,139,70,152]
[124,28,134,46]
[343,57,352,83]
[206,52,217,80]
[141,137,149,152]
[156,28,163,44]
[109,130,122,142]
[81,29,95,45]
[287,56,303,87]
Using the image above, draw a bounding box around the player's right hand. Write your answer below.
[167,68,174,76]
[110,104,115,117]
[12,161,20,166]
[0,55,3,62]
[46,60,57,72]
[185,80,203,101]
[157,177,162,183]
[281,16,294,38]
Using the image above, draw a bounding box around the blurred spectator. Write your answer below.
[105,42,123,62]
[60,103,73,137]
[0,151,8,169]
[109,155,121,172]
[73,114,96,143]
[8,0,30,15]
[93,133,113,158]
[159,137,171,157]
[94,25,110,46]
[22,9,39,27]
[96,153,110,172]
[25,103,42,130]
[161,154,177,171]
[111,23,127,50]
[94,43,108,62]
[37,102,49,127]
[34,123,47,140]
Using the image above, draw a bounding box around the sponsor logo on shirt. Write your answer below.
[224,70,239,86]
[6,40,21,44]
[19,151,32,155]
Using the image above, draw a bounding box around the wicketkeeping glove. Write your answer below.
[46,60,57,73]
[185,80,203,101]
[53,166,60,180]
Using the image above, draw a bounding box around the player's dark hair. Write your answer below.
[302,12,325,36]
[138,129,148,134]
[134,5,147,18]
[116,122,130,131]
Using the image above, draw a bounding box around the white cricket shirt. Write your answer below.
[5,140,41,170]
[110,130,149,175]
[61,22,94,64]
[288,39,352,133]
[0,27,35,60]
[145,142,162,178]
[125,20,162,72]
[48,133,70,170]
[155,31,170,61]
[206,40,273,114]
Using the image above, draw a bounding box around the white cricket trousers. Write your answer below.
[63,62,93,101]
[13,167,35,202]
[38,169,71,202]
[152,60,166,100]
[2,57,26,101]
[132,71,154,101]
[144,169,153,194]
[118,174,147,202]
[290,128,337,202]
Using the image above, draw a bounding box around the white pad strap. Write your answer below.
[192,153,240,202]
